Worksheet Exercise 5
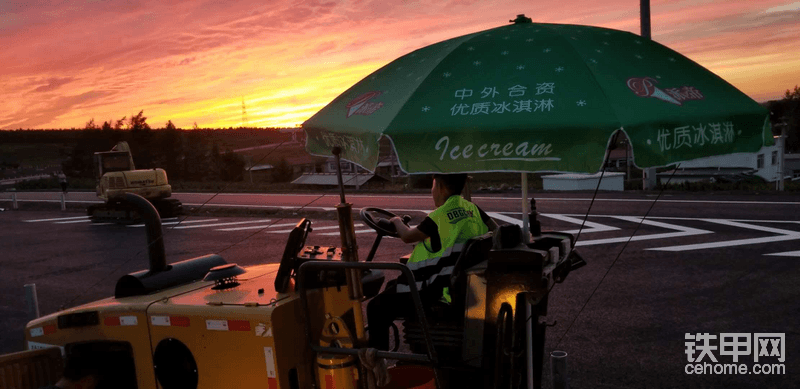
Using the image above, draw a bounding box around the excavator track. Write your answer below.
[152,198,183,218]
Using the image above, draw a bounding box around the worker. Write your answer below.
[57,172,67,193]
[367,174,497,350]
[38,351,99,389]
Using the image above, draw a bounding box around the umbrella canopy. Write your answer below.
[303,17,772,174]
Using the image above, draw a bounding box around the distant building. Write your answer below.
[658,142,790,184]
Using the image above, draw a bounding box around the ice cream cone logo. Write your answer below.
[627,77,704,106]
[346,91,384,118]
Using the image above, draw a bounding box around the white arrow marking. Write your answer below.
[648,219,800,252]
[765,250,800,257]
[487,212,618,234]
[575,216,713,247]
[540,213,620,234]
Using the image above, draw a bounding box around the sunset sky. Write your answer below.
[1,0,798,130]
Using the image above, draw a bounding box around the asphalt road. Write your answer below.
[1,191,799,388]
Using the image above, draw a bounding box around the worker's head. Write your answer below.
[432,174,467,206]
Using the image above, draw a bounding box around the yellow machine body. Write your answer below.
[90,142,180,220]
[93,142,173,202]
[23,263,360,389]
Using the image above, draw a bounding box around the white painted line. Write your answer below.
[320,229,374,236]
[575,216,713,247]
[54,219,94,224]
[267,224,363,234]
[217,222,302,232]
[648,219,800,252]
[700,219,800,235]
[170,219,272,230]
[540,213,620,234]
[182,203,335,211]
[765,250,800,257]
[127,219,218,227]
[23,216,90,222]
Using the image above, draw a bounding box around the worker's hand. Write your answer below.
[389,216,403,225]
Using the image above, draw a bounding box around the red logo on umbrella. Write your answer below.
[346,91,384,118]
[627,77,704,106]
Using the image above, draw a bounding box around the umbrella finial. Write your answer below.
[510,14,532,24]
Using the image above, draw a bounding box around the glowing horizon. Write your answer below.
[1,0,798,130]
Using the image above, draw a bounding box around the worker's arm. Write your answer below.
[478,207,498,231]
[389,216,429,244]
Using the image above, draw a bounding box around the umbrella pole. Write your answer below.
[521,173,531,243]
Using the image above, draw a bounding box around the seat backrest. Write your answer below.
[449,232,494,307]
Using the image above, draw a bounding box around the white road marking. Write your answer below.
[574,217,713,247]
[170,219,272,230]
[540,213,620,234]
[765,250,800,257]
[127,219,218,227]
[648,219,800,252]
[216,222,302,232]
[267,224,364,234]
[320,229,374,236]
[487,212,618,234]
[54,219,94,224]
[23,216,90,222]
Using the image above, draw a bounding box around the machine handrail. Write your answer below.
[296,261,439,366]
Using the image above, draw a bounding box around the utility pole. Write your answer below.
[776,122,787,191]
[641,0,651,39]
[641,0,654,189]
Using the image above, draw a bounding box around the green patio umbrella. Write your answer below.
[303,16,772,175]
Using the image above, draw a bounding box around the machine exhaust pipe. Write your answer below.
[114,193,228,298]
[123,193,166,273]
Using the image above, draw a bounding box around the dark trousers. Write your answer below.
[367,287,437,350]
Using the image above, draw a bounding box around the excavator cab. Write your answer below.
[93,150,135,179]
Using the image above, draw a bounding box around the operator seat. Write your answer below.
[401,232,494,361]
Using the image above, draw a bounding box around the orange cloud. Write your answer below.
[1,0,797,129]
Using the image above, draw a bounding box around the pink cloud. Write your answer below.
[1,0,797,129]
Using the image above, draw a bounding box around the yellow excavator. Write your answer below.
[4,149,584,389]
[87,141,182,222]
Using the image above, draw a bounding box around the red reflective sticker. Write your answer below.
[43,325,56,334]
[104,316,121,326]
[227,320,250,331]
[170,316,190,327]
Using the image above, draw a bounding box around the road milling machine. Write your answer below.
[6,150,585,389]
[87,141,182,222]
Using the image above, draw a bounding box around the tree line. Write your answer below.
[3,110,285,182]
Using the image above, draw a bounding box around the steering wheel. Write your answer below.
[274,219,311,293]
[360,207,409,237]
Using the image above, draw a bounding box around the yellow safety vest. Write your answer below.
[397,195,489,302]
